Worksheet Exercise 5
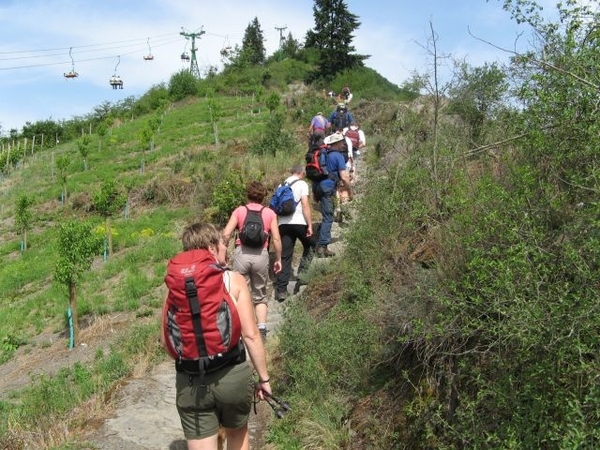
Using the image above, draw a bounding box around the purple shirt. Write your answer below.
[310,115,329,131]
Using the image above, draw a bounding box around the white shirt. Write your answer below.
[276,175,310,226]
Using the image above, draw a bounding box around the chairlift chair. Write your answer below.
[181,52,190,61]
[109,75,123,89]
[64,47,79,79]
[143,38,154,60]
[109,56,123,89]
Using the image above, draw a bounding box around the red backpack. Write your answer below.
[345,128,360,149]
[305,144,331,181]
[163,249,245,374]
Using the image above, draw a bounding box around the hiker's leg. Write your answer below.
[318,195,334,246]
[250,249,269,324]
[224,424,249,450]
[186,435,219,450]
[297,224,314,274]
[275,225,295,294]
[232,246,251,280]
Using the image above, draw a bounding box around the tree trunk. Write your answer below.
[70,281,79,344]
[106,217,113,257]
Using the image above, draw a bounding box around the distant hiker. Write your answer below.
[343,122,366,158]
[326,133,354,221]
[311,133,352,257]
[274,165,314,301]
[340,85,353,103]
[161,222,272,450]
[223,181,282,341]
[329,103,354,132]
[308,111,330,149]
[343,122,365,186]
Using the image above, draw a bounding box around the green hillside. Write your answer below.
[2,2,600,447]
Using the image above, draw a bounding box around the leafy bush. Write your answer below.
[168,70,198,101]
[250,111,295,156]
[133,82,169,115]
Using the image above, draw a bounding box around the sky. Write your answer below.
[0,0,560,134]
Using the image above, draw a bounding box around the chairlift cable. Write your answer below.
[0,38,180,71]
[0,32,177,55]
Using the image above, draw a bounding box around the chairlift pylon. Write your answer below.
[143,37,154,61]
[109,55,124,89]
[63,47,79,79]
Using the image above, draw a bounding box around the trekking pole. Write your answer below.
[254,386,291,419]
[264,396,286,419]
[263,390,291,413]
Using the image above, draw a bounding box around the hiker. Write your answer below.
[329,103,354,133]
[161,222,272,450]
[222,181,282,341]
[274,165,314,301]
[343,122,364,186]
[343,122,366,159]
[326,133,354,222]
[308,111,330,150]
[340,85,353,103]
[312,133,352,257]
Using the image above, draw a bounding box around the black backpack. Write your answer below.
[332,111,349,131]
[239,206,268,248]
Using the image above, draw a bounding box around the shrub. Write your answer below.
[168,70,198,101]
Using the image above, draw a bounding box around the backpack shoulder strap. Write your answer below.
[184,275,207,369]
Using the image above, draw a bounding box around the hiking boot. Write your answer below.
[276,291,287,302]
[316,246,335,258]
[335,209,343,224]
[259,327,268,343]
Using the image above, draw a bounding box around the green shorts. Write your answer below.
[175,362,254,440]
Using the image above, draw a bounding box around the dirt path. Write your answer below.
[79,296,289,450]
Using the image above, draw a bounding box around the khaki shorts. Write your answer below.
[176,362,254,439]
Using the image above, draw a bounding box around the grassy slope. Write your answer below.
[0,93,292,357]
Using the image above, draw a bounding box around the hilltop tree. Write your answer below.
[225,17,266,70]
[304,0,367,81]
[241,17,266,66]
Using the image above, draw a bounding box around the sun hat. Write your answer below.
[324,133,344,145]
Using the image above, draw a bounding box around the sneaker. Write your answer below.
[276,291,287,302]
[259,327,267,343]
[316,246,335,258]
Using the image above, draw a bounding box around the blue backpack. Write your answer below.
[269,179,299,216]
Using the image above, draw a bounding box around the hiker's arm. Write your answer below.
[233,271,271,398]
[270,216,282,274]
[222,213,238,246]
[339,169,353,201]
[300,195,313,237]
